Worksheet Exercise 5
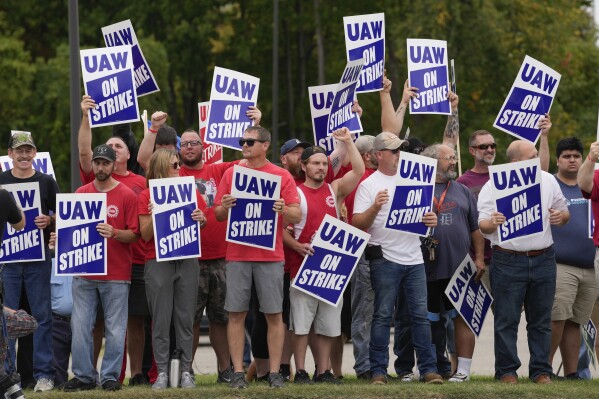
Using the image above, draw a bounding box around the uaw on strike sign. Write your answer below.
[55,194,107,276]
[150,176,201,262]
[489,158,543,243]
[0,183,45,263]
[292,215,370,307]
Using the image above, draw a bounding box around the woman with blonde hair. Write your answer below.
[138,149,207,389]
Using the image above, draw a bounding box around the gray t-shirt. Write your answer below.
[424,181,479,281]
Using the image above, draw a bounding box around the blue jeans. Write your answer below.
[369,257,437,377]
[351,255,374,376]
[393,290,415,375]
[2,258,54,380]
[71,278,129,384]
[491,247,556,380]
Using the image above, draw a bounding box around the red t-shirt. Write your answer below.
[582,169,599,245]
[215,162,300,262]
[138,186,207,262]
[179,161,238,260]
[80,164,147,265]
[286,183,338,278]
[75,181,139,281]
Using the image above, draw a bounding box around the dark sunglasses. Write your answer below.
[170,161,181,169]
[384,148,401,154]
[471,143,497,150]
[239,139,267,147]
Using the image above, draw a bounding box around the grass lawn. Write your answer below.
[21,375,599,399]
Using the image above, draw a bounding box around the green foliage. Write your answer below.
[1,0,599,188]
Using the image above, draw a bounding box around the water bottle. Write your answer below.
[169,349,182,388]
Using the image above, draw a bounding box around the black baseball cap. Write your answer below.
[92,144,116,162]
[300,146,327,162]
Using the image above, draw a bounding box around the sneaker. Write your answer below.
[370,374,387,385]
[152,372,169,390]
[268,372,285,388]
[102,380,121,391]
[448,372,470,382]
[565,372,583,381]
[255,374,269,383]
[217,367,233,384]
[423,372,444,384]
[399,372,414,382]
[229,372,248,389]
[63,377,96,392]
[294,370,313,384]
[279,364,291,381]
[129,373,150,386]
[34,378,54,392]
[180,372,195,389]
[314,370,340,384]
[357,371,371,380]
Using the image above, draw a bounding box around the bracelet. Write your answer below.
[148,128,157,134]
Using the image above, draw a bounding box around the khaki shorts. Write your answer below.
[289,283,342,337]
[551,263,599,324]
[225,261,284,314]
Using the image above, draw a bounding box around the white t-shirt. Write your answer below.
[477,170,568,251]
[353,170,424,265]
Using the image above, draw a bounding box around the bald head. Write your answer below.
[506,140,538,162]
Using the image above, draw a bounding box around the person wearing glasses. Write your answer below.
[418,144,485,382]
[214,126,301,389]
[138,149,207,390]
[178,128,248,384]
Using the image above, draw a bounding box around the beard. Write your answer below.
[477,153,495,166]
[182,151,203,167]
[95,171,111,181]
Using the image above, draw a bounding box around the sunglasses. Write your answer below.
[170,161,181,169]
[383,148,401,154]
[239,139,267,147]
[180,140,202,148]
[471,143,497,150]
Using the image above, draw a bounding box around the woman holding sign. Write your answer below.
[138,149,207,390]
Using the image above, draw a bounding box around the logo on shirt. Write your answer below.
[326,195,335,208]
[107,204,119,218]
[439,213,453,226]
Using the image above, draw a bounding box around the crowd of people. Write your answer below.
[0,75,598,396]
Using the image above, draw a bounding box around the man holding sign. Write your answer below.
[285,128,364,383]
[478,140,569,384]
[64,145,139,392]
[353,132,442,385]
[0,132,59,392]
[215,126,301,389]
[419,144,485,382]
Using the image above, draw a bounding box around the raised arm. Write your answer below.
[442,91,459,150]
[137,111,168,172]
[537,113,551,172]
[381,78,417,135]
[78,95,96,174]
[578,141,599,193]
[331,127,364,201]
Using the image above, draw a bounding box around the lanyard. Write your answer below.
[432,181,451,214]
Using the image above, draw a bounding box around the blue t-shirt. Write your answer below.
[551,175,595,268]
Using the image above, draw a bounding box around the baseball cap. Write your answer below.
[10,132,36,149]
[300,146,327,162]
[280,139,311,156]
[354,135,375,154]
[373,132,406,151]
[404,137,426,154]
[92,144,116,162]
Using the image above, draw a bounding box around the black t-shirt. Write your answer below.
[0,170,59,246]
[0,189,23,239]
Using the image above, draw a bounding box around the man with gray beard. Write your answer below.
[420,143,485,382]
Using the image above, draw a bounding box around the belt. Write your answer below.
[494,245,550,257]
[52,313,71,322]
